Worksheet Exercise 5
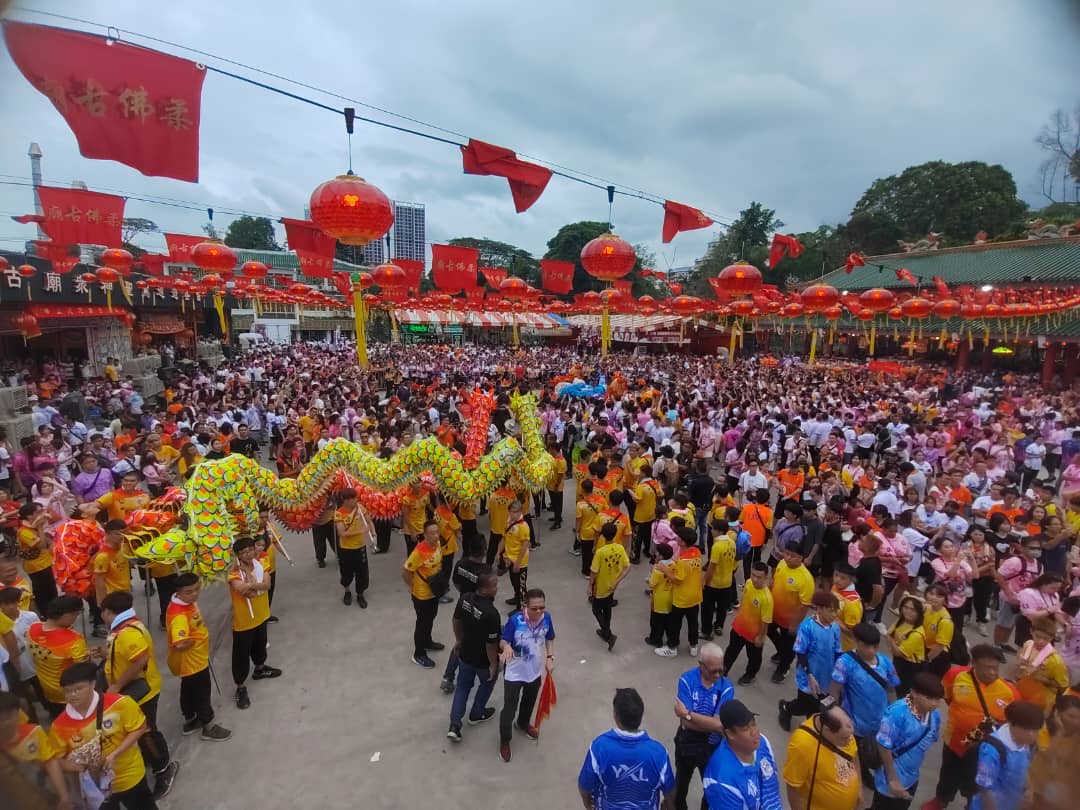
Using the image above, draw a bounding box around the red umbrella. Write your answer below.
[533,674,557,733]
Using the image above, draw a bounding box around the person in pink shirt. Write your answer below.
[995,537,1046,651]
[872,518,911,623]
[1017,574,1067,641]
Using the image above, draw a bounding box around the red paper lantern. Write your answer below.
[16,264,36,280]
[984,303,1004,318]
[782,302,805,318]
[887,307,904,321]
[823,304,844,320]
[177,329,194,341]
[309,173,394,246]
[960,302,984,319]
[499,276,530,299]
[372,263,406,288]
[19,314,39,333]
[800,283,839,312]
[900,296,932,319]
[240,260,268,280]
[859,288,896,313]
[599,288,626,307]
[100,248,134,275]
[191,240,238,273]
[580,233,636,281]
[731,299,756,317]
[717,262,763,295]
[671,295,703,315]
[200,274,222,289]
[933,299,961,318]
[95,267,121,284]
[856,309,875,321]
[356,272,374,290]
[121,312,136,329]
[0,257,8,271]
[636,295,657,314]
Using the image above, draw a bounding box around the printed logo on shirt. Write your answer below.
[759,759,774,780]
[612,763,651,784]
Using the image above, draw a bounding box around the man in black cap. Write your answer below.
[702,700,783,810]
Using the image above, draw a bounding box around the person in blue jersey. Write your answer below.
[829,622,900,783]
[578,688,676,810]
[779,590,841,731]
[702,700,783,810]
[871,672,945,810]
[969,700,1043,810]
[672,643,735,810]
[497,587,555,763]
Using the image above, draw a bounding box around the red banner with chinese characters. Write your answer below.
[431,245,478,293]
[32,241,81,274]
[463,286,486,304]
[282,217,337,279]
[540,259,575,295]
[164,233,204,264]
[4,22,206,182]
[480,267,507,288]
[662,200,713,243]
[612,280,633,295]
[35,186,125,247]
[460,139,552,213]
[393,258,424,294]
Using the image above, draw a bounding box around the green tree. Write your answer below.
[683,202,782,296]
[447,237,540,286]
[223,216,280,250]
[849,160,1028,248]
[542,221,611,293]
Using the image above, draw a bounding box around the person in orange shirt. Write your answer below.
[86,472,151,522]
[776,459,806,503]
[987,487,1024,524]
[738,489,773,580]
[228,537,280,710]
[94,520,133,605]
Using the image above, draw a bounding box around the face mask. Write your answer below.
[1028,550,1042,559]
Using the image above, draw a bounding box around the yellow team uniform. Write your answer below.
[632,479,661,523]
[335,508,369,550]
[95,490,151,522]
[770,560,815,631]
[833,587,864,652]
[732,582,773,643]
[404,541,443,600]
[783,719,861,810]
[93,546,131,595]
[488,490,512,536]
[503,519,531,568]
[547,456,567,492]
[649,564,675,615]
[706,535,737,589]
[402,492,428,537]
[596,508,631,551]
[26,623,89,704]
[7,576,33,611]
[890,622,926,663]
[166,600,209,677]
[46,694,148,793]
[434,506,461,556]
[17,525,52,575]
[227,562,271,632]
[670,508,696,530]
[923,607,954,651]
[5,722,47,764]
[575,497,603,542]
[104,619,162,706]
[1016,643,1070,713]
[671,547,704,609]
[591,543,630,598]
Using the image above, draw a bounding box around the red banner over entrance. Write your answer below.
[4,22,206,182]
[164,233,204,264]
[431,245,478,293]
[480,267,507,288]
[282,217,337,279]
[32,241,81,274]
[35,186,125,248]
[393,258,424,295]
[540,260,574,295]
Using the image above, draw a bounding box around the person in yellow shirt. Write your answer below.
[545,440,568,530]
[457,497,478,544]
[334,488,373,609]
[500,500,532,610]
[782,705,861,810]
[26,595,88,716]
[94,520,133,605]
[630,470,662,563]
[89,472,151,522]
[486,487,513,568]
[0,558,33,612]
[0,690,71,806]
[589,522,630,652]
[401,482,430,554]
[887,595,927,697]
[725,562,773,684]
[1014,618,1070,715]
[769,547,816,683]
[16,502,57,612]
[646,544,677,649]
[164,573,231,742]
[655,528,704,658]
[701,520,737,640]
[597,490,632,553]
[228,537,280,711]
[574,479,605,574]
[402,519,445,669]
[48,663,153,806]
[923,583,955,678]
[831,563,864,652]
[98,590,178,798]
[434,498,462,605]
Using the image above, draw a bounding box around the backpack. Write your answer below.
[734,529,752,560]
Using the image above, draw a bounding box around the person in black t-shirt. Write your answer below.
[441,535,488,693]
[230,424,259,459]
[447,569,501,742]
[854,529,884,615]
[819,501,847,580]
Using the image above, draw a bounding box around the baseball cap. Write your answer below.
[718,700,757,730]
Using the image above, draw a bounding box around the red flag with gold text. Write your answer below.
[612,279,633,295]
[35,186,125,247]
[164,233,205,264]
[431,245,478,293]
[32,240,81,274]
[394,258,424,294]
[282,218,337,279]
[4,22,206,182]
[481,267,507,288]
[540,260,575,295]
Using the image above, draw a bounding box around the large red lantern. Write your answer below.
[191,240,238,273]
[356,271,374,290]
[671,295,703,315]
[856,309,875,322]
[823,304,844,320]
[900,296,932,319]
[100,248,134,275]
[731,299,756,317]
[960,302,984,319]
[782,302,805,318]
[16,264,36,281]
[579,290,602,309]
[372,263,406,289]
[580,233,636,281]
[717,261,763,295]
[309,173,394,246]
[499,276,530,299]
[95,267,121,284]
[800,283,839,312]
[933,299,961,319]
[240,260,268,280]
[636,295,657,314]
[859,288,896,313]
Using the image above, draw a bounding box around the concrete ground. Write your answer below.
[137,496,952,810]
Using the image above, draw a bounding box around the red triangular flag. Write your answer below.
[767,234,805,268]
[533,674,557,731]
[4,21,206,182]
[932,276,951,298]
[393,258,424,294]
[895,267,917,286]
[662,200,713,243]
[12,214,44,225]
[36,187,125,247]
[282,218,337,279]
[461,139,552,213]
[844,253,866,273]
[480,267,507,288]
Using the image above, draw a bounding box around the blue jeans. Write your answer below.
[695,505,710,548]
[450,660,496,728]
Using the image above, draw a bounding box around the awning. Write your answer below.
[397,309,563,329]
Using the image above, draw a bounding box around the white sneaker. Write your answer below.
[977,621,989,637]
[654,646,678,658]
[689,645,700,657]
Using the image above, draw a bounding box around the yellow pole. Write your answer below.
[869,323,876,356]
[600,307,610,357]
[728,322,737,365]
[808,329,818,365]
[512,314,520,347]
[391,309,400,343]
[908,327,915,356]
[352,286,368,369]
[213,293,229,342]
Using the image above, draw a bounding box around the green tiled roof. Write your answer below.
[758,309,1080,339]
[233,248,366,274]
[822,237,1080,291]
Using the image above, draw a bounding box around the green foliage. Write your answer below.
[122,217,158,244]
[223,216,280,251]
[542,220,611,293]
[447,237,540,286]
[849,160,1027,249]
[1031,202,1080,224]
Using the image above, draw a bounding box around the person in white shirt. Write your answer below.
[1022,435,1046,490]
[970,482,1005,527]
[737,459,769,499]
[870,478,902,517]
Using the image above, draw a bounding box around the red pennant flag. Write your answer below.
[32,240,80,274]
[895,267,917,286]
[282,218,337,279]
[540,259,575,295]
[767,234,805,268]
[461,139,553,213]
[667,281,682,296]
[35,186,125,247]
[431,245,479,293]
[533,674,557,731]
[393,258,424,294]
[463,286,486,304]
[164,233,204,263]
[844,253,866,274]
[4,22,206,182]
[480,267,507,288]
[12,214,44,225]
[932,276,951,298]
[662,200,713,243]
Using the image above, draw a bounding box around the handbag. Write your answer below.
[96,620,152,703]
[961,673,999,749]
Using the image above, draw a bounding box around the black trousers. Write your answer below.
[374,519,393,553]
[547,490,564,523]
[871,785,917,810]
[591,595,615,640]
[487,532,502,567]
[742,545,764,581]
[136,695,171,775]
[648,611,672,646]
[311,522,335,562]
[338,546,369,594]
[782,689,822,720]
[28,567,57,614]
[412,596,438,657]
[180,667,214,726]
[723,630,764,678]
[532,490,545,518]
[580,539,595,577]
[268,571,277,608]
[101,776,158,810]
[948,605,970,665]
[701,584,736,636]
[153,574,178,628]
[509,566,528,607]
[667,605,700,648]
[972,576,995,623]
[674,736,716,810]
[500,676,541,744]
[934,744,977,802]
[893,657,924,698]
[231,621,268,685]
[633,520,653,560]
[768,624,797,674]
[460,518,478,543]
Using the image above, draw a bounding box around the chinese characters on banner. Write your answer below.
[661,200,713,243]
[612,280,632,295]
[480,267,507,288]
[540,259,575,295]
[4,21,206,182]
[393,258,424,296]
[430,245,479,293]
[35,186,125,248]
[32,240,81,274]
[164,233,205,263]
[463,286,486,304]
[282,218,337,279]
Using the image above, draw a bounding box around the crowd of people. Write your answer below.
[2,338,1080,809]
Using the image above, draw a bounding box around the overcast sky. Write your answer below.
[1,0,1078,269]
